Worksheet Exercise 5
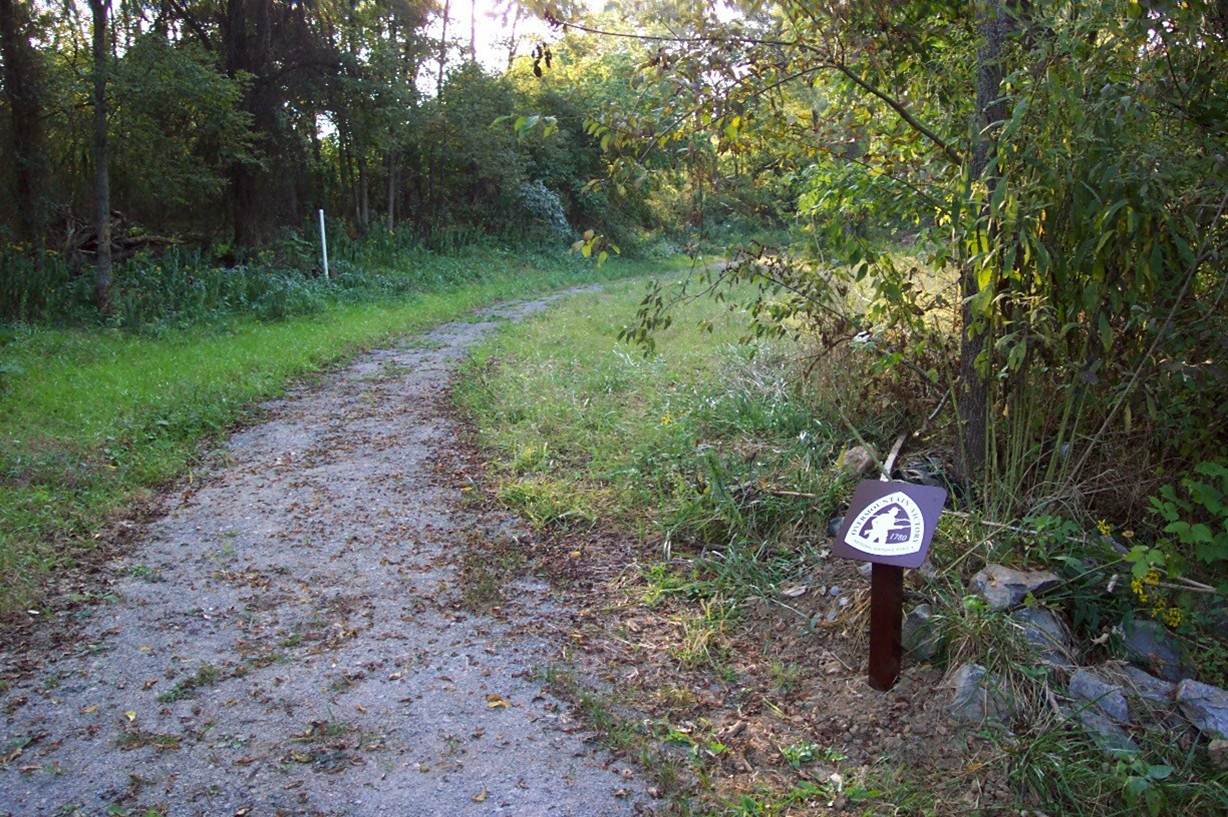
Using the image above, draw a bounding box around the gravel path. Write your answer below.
[0,290,647,817]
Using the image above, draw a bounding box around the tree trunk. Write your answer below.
[468,0,475,61]
[505,5,520,69]
[957,0,1013,482]
[436,0,449,95]
[358,154,370,233]
[90,0,112,313]
[386,153,397,230]
[0,0,49,267]
[222,0,277,248]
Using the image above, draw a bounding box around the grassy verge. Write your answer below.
[457,280,878,813]
[0,247,688,614]
[457,278,886,608]
[457,278,856,549]
[457,281,1228,816]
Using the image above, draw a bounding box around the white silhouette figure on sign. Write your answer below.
[865,507,907,548]
[844,491,926,557]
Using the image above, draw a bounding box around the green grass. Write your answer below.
[456,280,1228,817]
[457,278,860,590]
[0,248,688,614]
[456,279,886,813]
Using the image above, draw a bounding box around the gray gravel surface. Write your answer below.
[0,290,647,817]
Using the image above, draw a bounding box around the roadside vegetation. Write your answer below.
[447,2,1226,812]
[0,246,663,615]
[459,281,1228,815]
[1,0,699,616]
[3,0,1226,813]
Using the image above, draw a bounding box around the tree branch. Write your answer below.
[825,60,963,166]
[547,16,963,167]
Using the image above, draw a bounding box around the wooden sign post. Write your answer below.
[868,563,904,690]
[832,480,946,691]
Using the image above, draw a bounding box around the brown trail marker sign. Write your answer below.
[832,480,946,691]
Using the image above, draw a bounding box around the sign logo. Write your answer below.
[844,491,924,557]
[832,480,947,568]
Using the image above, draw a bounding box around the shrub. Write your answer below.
[1149,461,1228,590]
[514,181,575,241]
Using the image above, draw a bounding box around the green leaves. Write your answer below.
[493,113,560,141]
[571,230,619,267]
[106,34,256,210]
[1125,544,1168,581]
[1147,461,1228,582]
[1119,755,1175,817]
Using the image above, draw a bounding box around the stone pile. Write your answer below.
[903,561,1228,763]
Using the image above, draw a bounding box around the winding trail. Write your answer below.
[0,290,647,816]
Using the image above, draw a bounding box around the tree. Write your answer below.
[468,0,476,61]
[0,0,49,265]
[436,0,449,95]
[958,0,1016,479]
[89,0,112,311]
[586,1,1228,511]
[107,34,255,230]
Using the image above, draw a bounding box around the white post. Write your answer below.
[318,208,330,279]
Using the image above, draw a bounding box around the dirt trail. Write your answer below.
[0,290,647,816]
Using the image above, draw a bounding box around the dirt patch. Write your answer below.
[0,290,650,816]
[445,422,1014,814]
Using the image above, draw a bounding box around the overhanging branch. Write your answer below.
[547,16,964,168]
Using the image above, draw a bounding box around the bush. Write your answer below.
[514,180,575,241]
[0,229,548,331]
[1146,461,1228,591]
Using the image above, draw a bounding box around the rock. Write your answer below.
[1176,679,1228,739]
[1120,666,1176,704]
[1078,708,1139,755]
[1119,619,1191,682]
[1096,664,1183,730]
[1011,607,1073,668]
[827,516,845,537]
[947,663,1013,723]
[969,564,1060,611]
[857,562,873,579]
[839,444,878,478]
[1209,739,1228,770]
[1069,669,1131,723]
[903,603,942,661]
[916,559,939,582]
[898,455,947,488]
